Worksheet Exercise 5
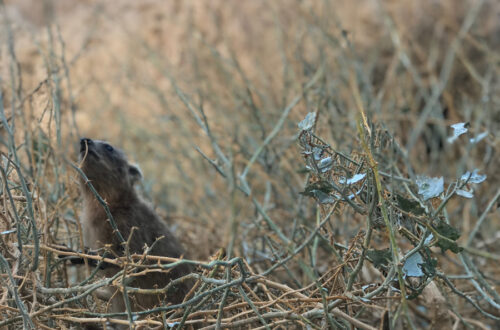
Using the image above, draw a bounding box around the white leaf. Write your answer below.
[362,284,372,291]
[312,147,323,160]
[317,156,333,173]
[167,322,180,328]
[403,253,425,277]
[456,189,474,198]
[1,229,17,235]
[469,131,488,144]
[460,169,486,184]
[424,234,434,245]
[416,176,444,201]
[339,173,366,185]
[347,173,366,184]
[298,112,316,131]
[347,188,364,200]
[447,122,468,143]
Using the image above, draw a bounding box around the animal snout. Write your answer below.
[80,138,94,152]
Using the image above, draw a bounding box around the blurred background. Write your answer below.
[2,0,498,257]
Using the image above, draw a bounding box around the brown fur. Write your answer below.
[78,138,192,316]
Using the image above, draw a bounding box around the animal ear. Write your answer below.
[129,165,143,184]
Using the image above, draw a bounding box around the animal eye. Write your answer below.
[105,144,114,152]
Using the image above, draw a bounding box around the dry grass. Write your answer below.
[0,0,499,329]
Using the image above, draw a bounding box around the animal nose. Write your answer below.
[80,138,93,146]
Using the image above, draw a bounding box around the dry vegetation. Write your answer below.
[0,0,499,329]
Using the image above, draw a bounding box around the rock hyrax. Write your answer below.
[78,138,192,313]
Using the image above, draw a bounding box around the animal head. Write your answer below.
[78,138,142,202]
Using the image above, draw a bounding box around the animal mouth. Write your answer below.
[80,138,99,159]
